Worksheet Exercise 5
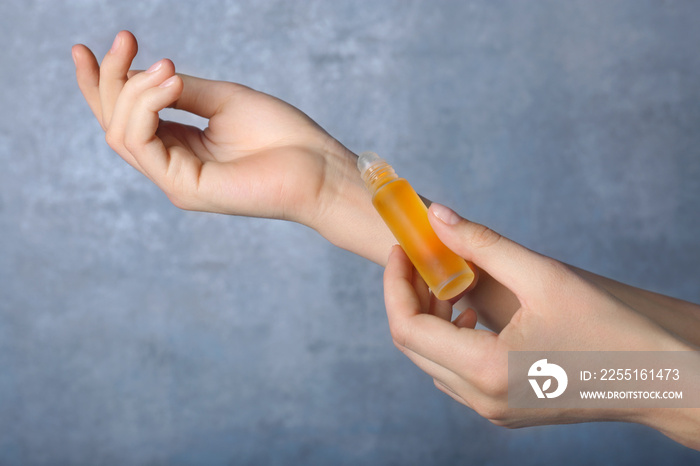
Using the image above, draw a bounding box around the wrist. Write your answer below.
[308,140,396,265]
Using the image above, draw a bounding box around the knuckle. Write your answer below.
[472,363,509,400]
[122,133,138,154]
[165,186,198,212]
[391,338,406,354]
[480,375,508,400]
[163,181,189,210]
[120,75,144,98]
[390,331,406,352]
[469,224,502,249]
[167,193,190,211]
[163,154,203,212]
[389,322,410,352]
[104,128,120,149]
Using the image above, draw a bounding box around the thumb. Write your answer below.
[173,74,251,119]
[428,203,551,294]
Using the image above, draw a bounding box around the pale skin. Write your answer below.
[72,31,700,450]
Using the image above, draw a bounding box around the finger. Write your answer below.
[399,345,479,410]
[407,257,432,314]
[384,246,494,369]
[99,30,138,128]
[452,307,478,329]
[107,59,177,172]
[384,245,427,327]
[385,245,463,333]
[405,260,454,321]
[72,44,103,126]
[123,75,194,184]
[430,296,454,322]
[428,203,554,297]
[398,345,465,393]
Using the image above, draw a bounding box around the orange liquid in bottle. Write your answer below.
[359,152,476,300]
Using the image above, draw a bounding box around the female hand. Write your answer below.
[384,203,699,449]
[72,30,355,225]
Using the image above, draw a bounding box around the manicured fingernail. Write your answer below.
[146,60,163,73]
[431,203,460,225]
[159,76,177,88]
[109,34,121,54]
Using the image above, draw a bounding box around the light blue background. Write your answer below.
[1,1,699,464]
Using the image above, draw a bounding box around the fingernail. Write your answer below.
[109,34,121,54]
[146,60,163,73]
[159,76,177,88]
[386,244,404,265]
[431,203,460,225]
[387,244,399,259]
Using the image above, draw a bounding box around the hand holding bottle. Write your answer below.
[383,202,700,450]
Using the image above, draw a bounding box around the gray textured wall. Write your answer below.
[1,0,699,464]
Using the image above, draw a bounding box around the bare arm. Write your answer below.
[73,30,699,347]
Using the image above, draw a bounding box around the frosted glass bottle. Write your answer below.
[358,152,476,300]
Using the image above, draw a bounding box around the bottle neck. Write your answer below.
[361,161,399,195]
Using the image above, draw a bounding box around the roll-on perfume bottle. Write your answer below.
[358,152,476,300]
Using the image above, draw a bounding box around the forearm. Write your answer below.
[572,266,700,348]
[576,269,700,449]
[635,339,700,451]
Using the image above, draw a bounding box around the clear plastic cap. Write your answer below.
[357,151,385,175]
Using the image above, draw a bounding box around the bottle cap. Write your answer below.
[357,151,385,175]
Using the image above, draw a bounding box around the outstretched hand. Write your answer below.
[72,30,350,224]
